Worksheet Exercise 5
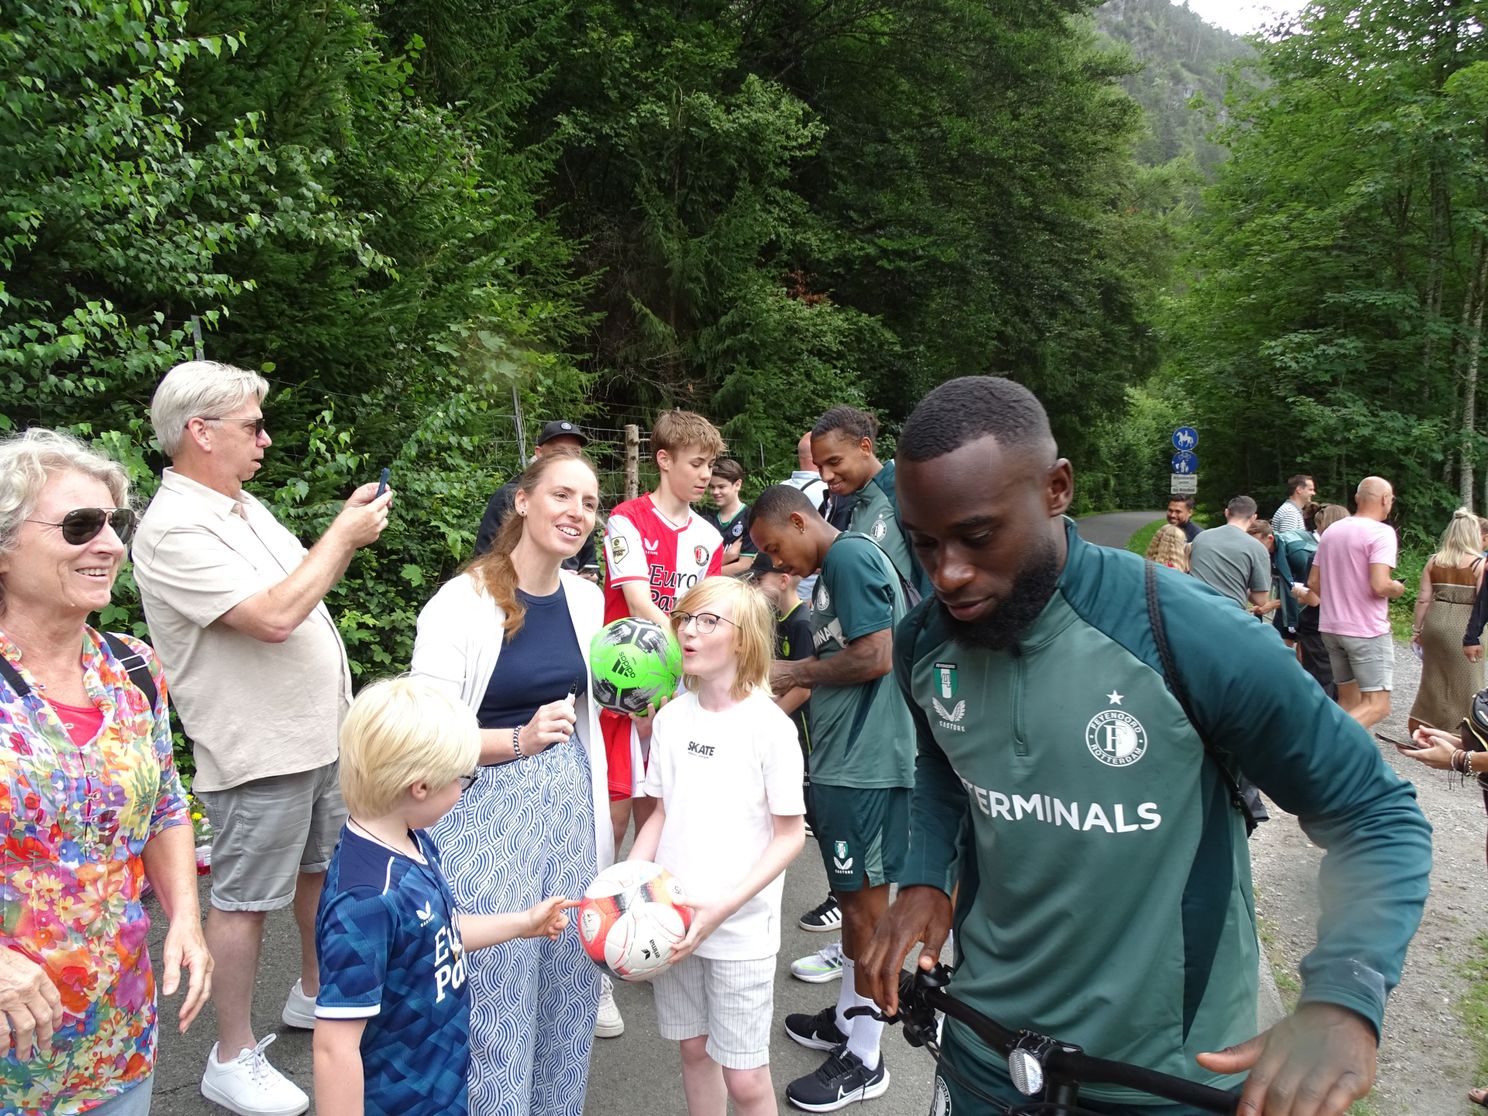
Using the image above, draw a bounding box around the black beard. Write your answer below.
[944,536,1062,651]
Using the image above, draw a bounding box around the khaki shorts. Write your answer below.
[651,954,776,1069]
[197,762,346,911]
[1321,632,1394,693]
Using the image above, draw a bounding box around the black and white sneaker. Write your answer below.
[798,895,842,932]
[786,1046,890,1111]
[784,1005,847,1051]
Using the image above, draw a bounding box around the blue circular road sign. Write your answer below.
[1171,451,1198,475]
[1172,426,1198,451]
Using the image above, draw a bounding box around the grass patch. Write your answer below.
[1127,519,1164,556]
[1453,931,1488,1085]
[1254,905,1301,1010]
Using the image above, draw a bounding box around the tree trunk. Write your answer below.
[1459,237,1488,509]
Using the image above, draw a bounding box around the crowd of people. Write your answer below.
[0,364,1447,1116]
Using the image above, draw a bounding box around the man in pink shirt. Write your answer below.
[1296,476,1404,728]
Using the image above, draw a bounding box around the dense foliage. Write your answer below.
[2,0,1165,687]
[1165,0,1488,538]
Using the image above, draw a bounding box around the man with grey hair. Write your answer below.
[1295,476,1404,730]
[1187,495,1273,612]
[133,360,391,1116]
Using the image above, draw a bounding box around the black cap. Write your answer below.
[536,420,588,447]
[748,550,782,576]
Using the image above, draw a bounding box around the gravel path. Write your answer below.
[1249,640,1486,1114]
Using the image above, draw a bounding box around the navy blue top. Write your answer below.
[477,585,587,728]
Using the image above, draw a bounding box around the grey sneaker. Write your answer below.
[595,976,624,1038]
[790,940,845,983]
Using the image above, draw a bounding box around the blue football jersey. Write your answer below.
[316,827,470,1115]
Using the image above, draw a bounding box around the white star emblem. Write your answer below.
[1106,691,1124,706]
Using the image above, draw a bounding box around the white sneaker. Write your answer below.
[200,1035,309,1116]
[280,980,316,1029]
[595,976,624,1038]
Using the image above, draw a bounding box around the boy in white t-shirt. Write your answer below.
[631,577,806,1115]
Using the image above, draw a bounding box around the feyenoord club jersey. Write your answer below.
[315,828,470,1116]
[603,494,723,622]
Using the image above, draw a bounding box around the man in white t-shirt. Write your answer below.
[1297,476,1404,729]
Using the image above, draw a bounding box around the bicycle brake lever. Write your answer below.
[844,1005,897,1023]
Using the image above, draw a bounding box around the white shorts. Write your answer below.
[651,954,776,1069]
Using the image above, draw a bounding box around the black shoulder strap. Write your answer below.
[1144,561,1254,831]
[0,633,158,712]
[101,632,159,711]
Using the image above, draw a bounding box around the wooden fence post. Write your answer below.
[625,424,639,501]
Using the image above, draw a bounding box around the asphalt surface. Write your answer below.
[150,509,1231,1115]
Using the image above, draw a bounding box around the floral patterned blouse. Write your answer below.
[1,627,188,1113]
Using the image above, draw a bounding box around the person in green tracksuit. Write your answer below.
[811,406,929,601]
[860,376,1432,1115]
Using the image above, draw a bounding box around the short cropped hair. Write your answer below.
[1226,495,1258,519]
[338,676,481,817]
[1287,474,1312,497]
[151,361,269,456]
[898,377,1051,462]
[813,406,879,444]
[711,458,745,484]
[672,577,775,701]
[1168,495,1195,510]
[749,483,817,526]
[653,410,725,460]
[0,429,130,611]
[1247,518,1273,540]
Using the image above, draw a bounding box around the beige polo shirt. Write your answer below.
[132,469,352,792]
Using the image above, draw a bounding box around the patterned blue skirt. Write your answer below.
[431,735,601,1116]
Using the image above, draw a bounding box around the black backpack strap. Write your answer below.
[1144,561,1256,832]
[0,652,30,698]
[101,632,159,712]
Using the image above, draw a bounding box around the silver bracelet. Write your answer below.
[512,724,524,759]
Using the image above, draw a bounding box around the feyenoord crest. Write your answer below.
[934,662,957,700]
[931,1076,953,1116]
[815,583,831,611]
[871,517,887,541]
[1085,707,1148,767]
[694,544,708,565]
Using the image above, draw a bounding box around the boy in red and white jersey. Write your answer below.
[602,409,727,849]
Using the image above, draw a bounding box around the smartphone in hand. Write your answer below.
[1376,730,1425,751]
[376,467,390,497]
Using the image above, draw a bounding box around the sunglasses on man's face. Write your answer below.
[201,415,267,437]
[26,507,138,546]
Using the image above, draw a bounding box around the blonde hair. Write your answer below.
[1314,504,1348,535]
[1144,523,1190,572]
[653,410,726,460]
[1435,507,1483,568]
[466,448,599,641]
[338,676,481,817]
[672,577,774,701]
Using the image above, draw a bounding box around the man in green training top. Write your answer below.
[860,376,1431,1115]
[811,405,928,600]
[750,486,914,1111]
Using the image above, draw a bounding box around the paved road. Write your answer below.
[1076,509,1165,550]
[148,509,1175,1114]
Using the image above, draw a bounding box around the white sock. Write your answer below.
[845,976,883,1070]
[834,958,857,1035]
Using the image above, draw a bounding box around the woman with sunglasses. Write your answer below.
[0,429,211,1115]
[411,447,611,1116]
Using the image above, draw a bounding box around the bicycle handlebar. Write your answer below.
[849,965,1238,1115]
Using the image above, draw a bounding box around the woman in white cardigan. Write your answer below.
[411,449,612,1116]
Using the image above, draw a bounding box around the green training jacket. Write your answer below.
[895,518,1431,1104]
